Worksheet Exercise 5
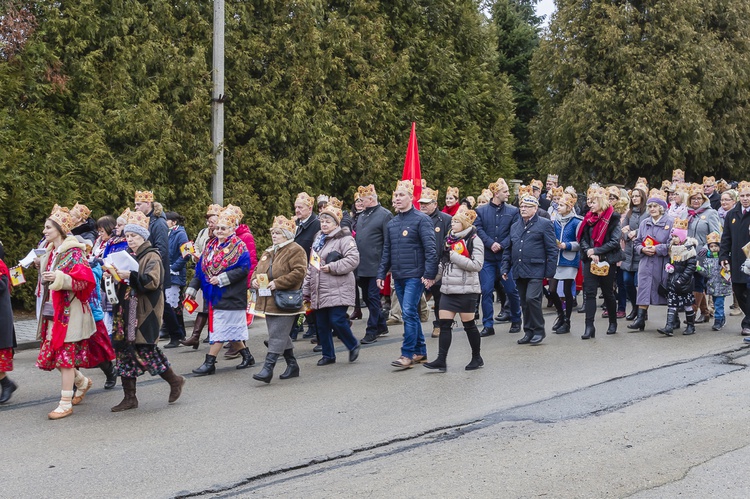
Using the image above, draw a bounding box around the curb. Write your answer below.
[16,340,41,352]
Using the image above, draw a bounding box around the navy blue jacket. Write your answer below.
[295,214,321,259]
[474,201,520,262]
[168,225,189,287]
[501,214,558,279]
[148,208,171,287]
[378,207,438,280]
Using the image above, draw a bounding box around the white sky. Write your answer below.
[536,0,556,25]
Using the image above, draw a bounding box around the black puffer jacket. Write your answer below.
[667,243,697,295]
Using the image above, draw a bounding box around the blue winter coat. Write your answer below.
[501,214,558,279]
[378,207,438,281]
[474,201,520,262]
[168,225,189,287]
[553,215,582,268]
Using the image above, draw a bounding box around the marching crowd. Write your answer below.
[2,170,750,420]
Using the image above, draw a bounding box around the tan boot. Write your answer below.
[431,326,440,338]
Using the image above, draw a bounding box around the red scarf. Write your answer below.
[687,206,706,222]
[577,206,614,248]
[442,204,460,216]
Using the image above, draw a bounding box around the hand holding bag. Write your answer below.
[268,252,303,311]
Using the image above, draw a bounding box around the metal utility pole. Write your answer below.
[211,0,225,205]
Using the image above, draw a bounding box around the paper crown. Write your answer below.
[488,178,508,194]
[419,187,439,203]
[453,206,477,227]
[586,184,604,198]
[648,188,667,201]
[688,183,707,200]
[357,184,376,198]
[328,197,343,210]
[49,205,74,234]
[394,179,414,195]
[547,174,559,183]
[465,196,475,208]
[738,181,750,193]
[661,180,673,190]
[520,195,539,207]
[295,192,315,208]
[126,210,150,229]
[564,185,578,198]
[320,205,343,223]
[271,215,296,233]
[607,186,621,199]
[717,179,730,193]
[549,186,564,199]
[634,182,649,192]
[446,186,459,199]
[706,232,721,244]
[673,218,689,230]
[477,189,491,204]
[673,169,685,181]
[119,207,131,221]
[353,191,360,201]
[518,185,533,197]
[703,176,716,186]
[206,204,222,217]
[560,193,577,209]
[217,204,243,227]
[135,190,154,203]
[530,179,543,190]
[71,202,91,220]
[637,177,648,187]
[317,194,329,204]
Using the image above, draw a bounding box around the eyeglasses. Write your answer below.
[270,230,283,236]
[216,226,230,231]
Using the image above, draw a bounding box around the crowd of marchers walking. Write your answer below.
[2,170,750,419]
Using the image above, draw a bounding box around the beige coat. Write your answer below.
[437,229,484,295]
[251,239,308,316]
[36,236,96,342]
[302,227,360,309]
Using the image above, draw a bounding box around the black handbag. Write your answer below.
[268,253,303,311]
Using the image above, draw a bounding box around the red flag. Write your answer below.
[402,122,422,208]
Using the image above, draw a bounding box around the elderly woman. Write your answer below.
[250,216,307,383]
[621,187,648,320]
[36,206,97,420]
[686,183,721,322]
[302,205,362,366]
[578,187,623,339]
[187,205,253,375]
[425,207,485,372]
[107,211,185,412]
[628,191,674,331]
[668,187,688,220]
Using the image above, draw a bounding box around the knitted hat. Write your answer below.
[646,189,668,211]
[671,218,689,243]
[453,206,477,229]
[520,195,539,207]
[134,190,154,203]
[49,205,74,234]
[394,179,414,195]
[295,192,315,208]
[124,210,150,240]
[419,187,439,203]
[488,178,508,194]
[71,202,91,220]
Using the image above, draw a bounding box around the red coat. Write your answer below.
[236,225,258,286]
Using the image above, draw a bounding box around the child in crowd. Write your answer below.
[658,219,698,336]
[697,232,732,331]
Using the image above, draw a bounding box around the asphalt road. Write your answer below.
[4,304,750,498]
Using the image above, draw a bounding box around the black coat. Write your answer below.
[428,208,453,261]
[71,218,98,245]
[354,204,393,277]
[148,209,171,287]
[295,214,321,259]
[0,274,16,350]
[708,191,721,211]
[579,211,624,264]
[720,204,750,284]
[501,214,558,279]
[667,253,696,295]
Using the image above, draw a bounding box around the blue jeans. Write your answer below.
[315,306,359,361]
[713,295,725,321]
[394,278,426,358]
[479,259,521,326]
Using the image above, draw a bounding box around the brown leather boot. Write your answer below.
[180,313,208,349]
[159,367,185,404]
[111,377,138,412]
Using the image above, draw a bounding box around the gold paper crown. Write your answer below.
[328,197,343,210]
[560,193,577,209]
[648,188,667,201]
[295,192,315,208]
[419,187,439,202]
[673,218,689,230]
[135,190,154,203]
[49,206,73,234]
[353,191,360,201]
[564,185,578,199]
[271,215,296,233]
[706,232,721,244]
[317,194,329,204]
[635,182,649,192]
[530,179,543,190]
[586,184,603,198]
[717,179,730,193]
[217,204,243,227]
[357,184,376,198]
[549,186,564,199]
[446,186,459,199]
[71,202,91,220]
[703,176,716,186]
[126,210,150,229]
[119,207,131,221]
[465,196,475,208]
[661,180,673,190]
[488,178,508,194]
[607,186,621,199]
[320,205,343,223]
[673,169,685,181]
[637,177,648,187]
[206,204,222,217]
[481,188,492,199]
[395,179,414,195]
[688,183,706,200]
[518,185,533,197]
[453,206,477,227]
[547,174,559,183]
[738,181,750,193]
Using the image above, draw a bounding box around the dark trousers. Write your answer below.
[517,277,544,336]
[429,282,442,326]
[732,283,750,329]
[316,306,359,361]
[583,262,617,326]
[162,290,184,340]
[359,276,387,336]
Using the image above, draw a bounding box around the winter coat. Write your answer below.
[71,218,98,245]
[553,215,582,268]
[148,203,171,287]
[708,190,721,211]
[195,227,211,255]
[437,227,484,295]
[128,242,164,344]
[697,250,732,297]
[719,203,750,284]
[621,207,648,272]
[667,241,697,295]
[294,213,321,259]
[302,227,360,309]
[0,269,16,350]
[377,207,438,281]
[579,211,624,264]
[251,240,308,316]
[501,214,558,279]
[168,225,189,287]
[354,204,393,277]
[428,208,453,261]
[236,224,259,285]
[474,201,520,263]
[687,201,721,248]
[635,215,674,305]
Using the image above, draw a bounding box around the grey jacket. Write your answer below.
[438,228,484,295]
[621,207,648,272]
[354,204,393,277]
[687,201,721,248]
[303,227,360,309]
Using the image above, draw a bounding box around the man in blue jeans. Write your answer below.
[378,180,437,369]
[474,178,522,336]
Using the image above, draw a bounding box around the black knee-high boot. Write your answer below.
[424,319,453,372]
[463,320,484,370]
[550,293,565,331]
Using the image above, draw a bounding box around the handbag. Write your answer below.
[268,253,303,311]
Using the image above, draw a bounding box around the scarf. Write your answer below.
[196,234,250,306]
[50,246,96,351]
[687,205,707,223]
[577,205,614,248]
[442,204,460,217]
[312,232,328,252]
[442,226,475,264]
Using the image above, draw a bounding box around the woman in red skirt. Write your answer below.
[0,241,18,404]
[36,206,98,420]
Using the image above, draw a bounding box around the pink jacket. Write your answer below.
[236,225,258,286]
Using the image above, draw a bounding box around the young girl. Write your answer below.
[697,232,732,331]
[658,218,697,336]
[550,192,581,334]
